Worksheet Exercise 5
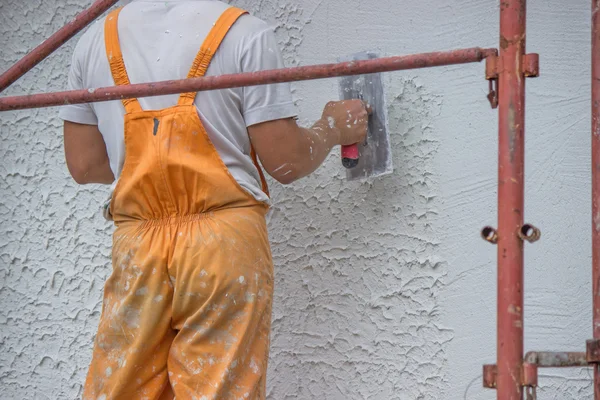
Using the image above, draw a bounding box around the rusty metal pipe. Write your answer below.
[593,1,600,398]
[0,47,496,112]
[497,0,527,399]
[0,0,120,94]
[524,351,589,368]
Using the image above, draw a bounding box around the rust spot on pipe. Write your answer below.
[483,48,499,58]
[499,34,526,50]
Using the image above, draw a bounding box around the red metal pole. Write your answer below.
[497,0,527,399]
[592,1,600,398]
[0,0,119,94]
[0,47,495,112]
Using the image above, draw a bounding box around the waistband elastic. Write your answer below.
[114,204,268,229]
[116,212,215,229]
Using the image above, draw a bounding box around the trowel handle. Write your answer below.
[341,144,359,169]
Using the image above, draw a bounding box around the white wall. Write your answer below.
[0,0,593,399]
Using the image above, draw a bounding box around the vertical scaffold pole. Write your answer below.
[497,1,527,399]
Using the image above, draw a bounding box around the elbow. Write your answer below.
[70,169,91,185]
[270,165,303,185]
[267,147,306,185]
[275,174,297,185]
[66,160,92,185]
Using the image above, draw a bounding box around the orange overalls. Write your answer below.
[83,7,274,400]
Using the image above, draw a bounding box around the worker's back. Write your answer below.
[60,0,297,203]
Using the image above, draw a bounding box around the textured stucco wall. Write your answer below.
[0,0,593,399]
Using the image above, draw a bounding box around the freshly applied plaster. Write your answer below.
[0,0,593,399]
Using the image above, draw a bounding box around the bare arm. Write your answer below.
[249,100,369,184]
[63,121,114,185]
[248,118,339,184]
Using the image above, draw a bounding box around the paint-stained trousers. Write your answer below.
[83,206,274,400]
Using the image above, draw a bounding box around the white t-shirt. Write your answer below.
[59,0,297,203]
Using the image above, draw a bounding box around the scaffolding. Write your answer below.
[0,0,598,398]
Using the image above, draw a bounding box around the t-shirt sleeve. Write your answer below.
[58,38,98,125]
[240,27,298,127]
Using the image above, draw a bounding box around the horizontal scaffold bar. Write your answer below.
[0,47,496,112]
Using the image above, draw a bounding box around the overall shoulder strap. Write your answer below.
[178,7,270,197]
[104,7,143,113]
[177,7,248,106]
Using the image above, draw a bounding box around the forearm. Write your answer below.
[249,100,368,185]
[280,118,340,182]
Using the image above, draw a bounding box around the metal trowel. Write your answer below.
[338,52,393,181]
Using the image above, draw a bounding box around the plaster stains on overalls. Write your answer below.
[83,7,274,400]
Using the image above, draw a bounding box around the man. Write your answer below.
[60,1,369,399]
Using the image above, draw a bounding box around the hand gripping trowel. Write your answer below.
[338,52,393,181]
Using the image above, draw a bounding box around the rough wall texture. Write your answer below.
[0,0,593,399]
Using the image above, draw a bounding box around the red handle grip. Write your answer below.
[341,144,359,169]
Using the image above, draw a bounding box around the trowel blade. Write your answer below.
[338,52,393,181]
